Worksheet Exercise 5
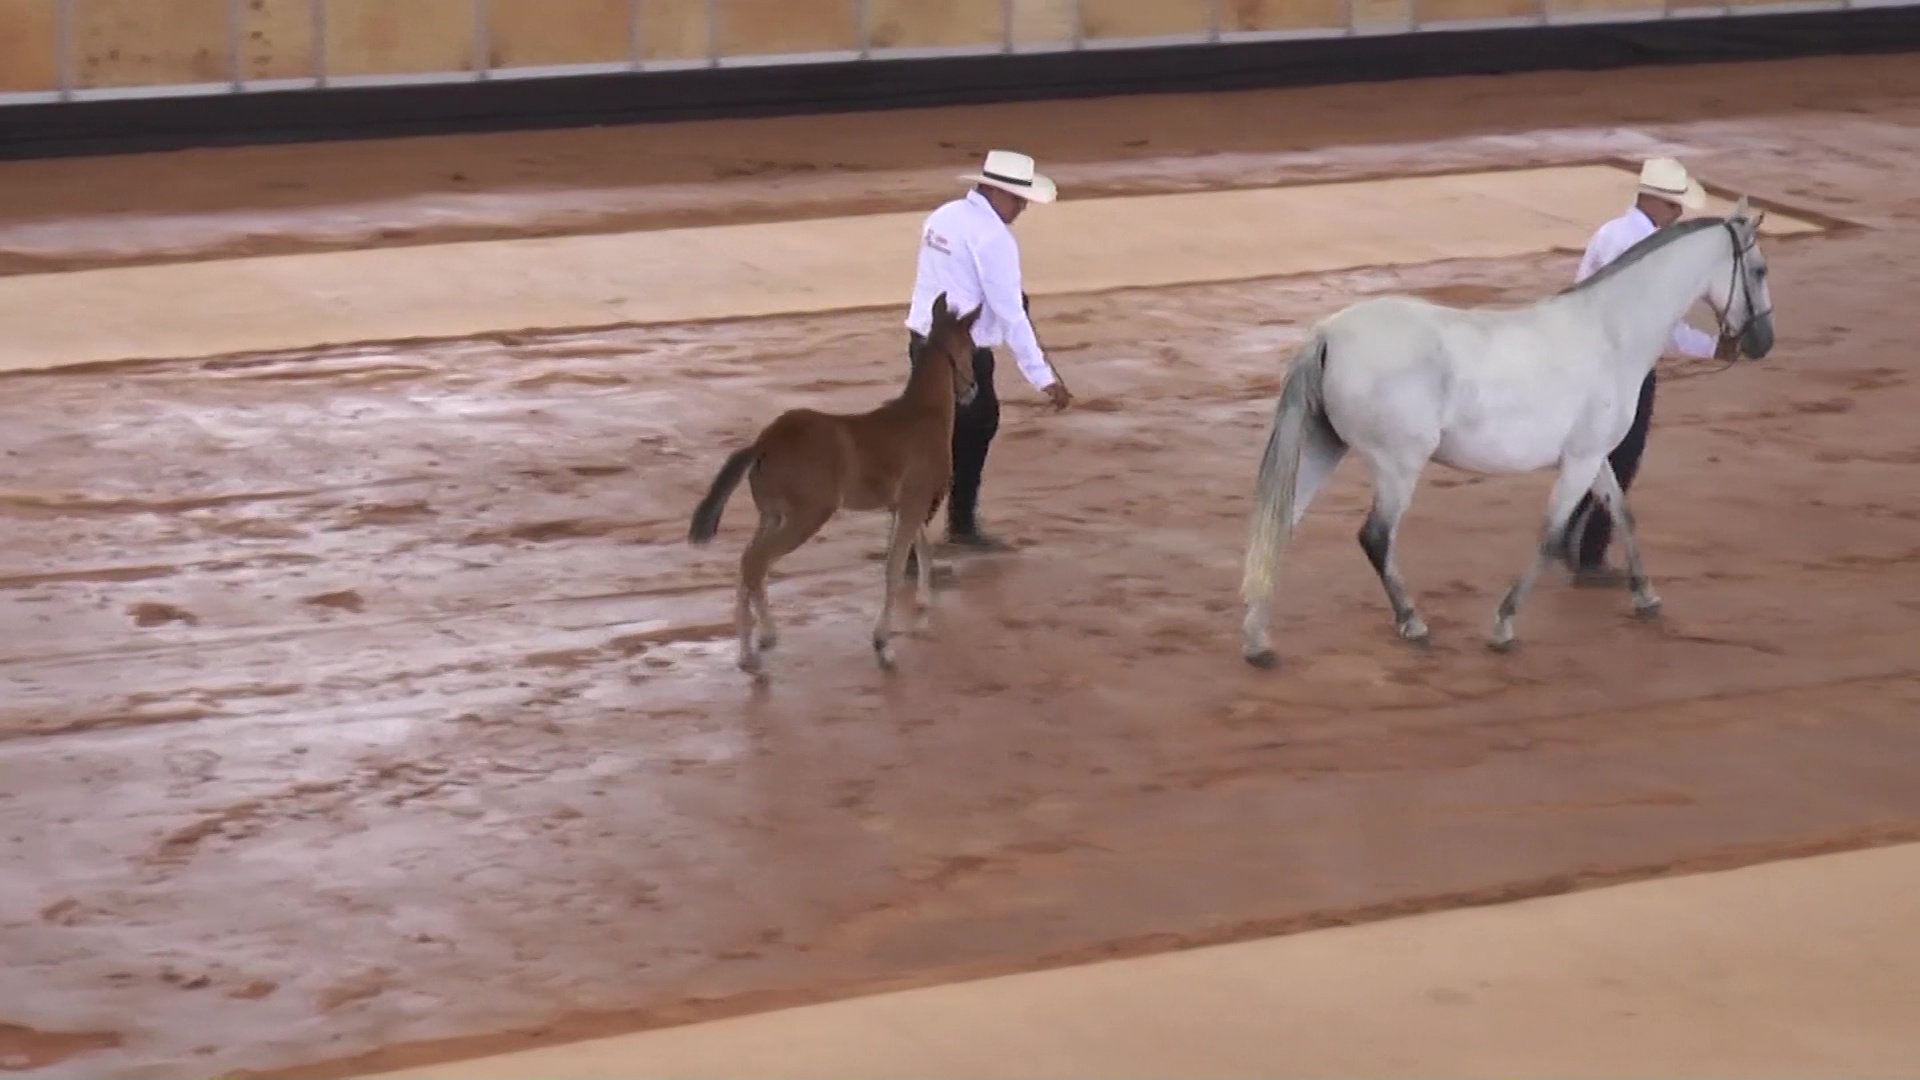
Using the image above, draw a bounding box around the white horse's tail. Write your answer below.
[1241,332,1334,603]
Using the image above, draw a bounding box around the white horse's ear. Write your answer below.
[1732,194,1752,219]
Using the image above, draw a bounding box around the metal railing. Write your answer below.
[0,0,1891,106]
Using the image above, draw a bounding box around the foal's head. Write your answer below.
[924,292,985,406]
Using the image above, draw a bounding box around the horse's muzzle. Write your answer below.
[1739,318,1775,361]
[956,383,980,407]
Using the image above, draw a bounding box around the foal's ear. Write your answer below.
[959,302,984,328]
[933,291,951,320]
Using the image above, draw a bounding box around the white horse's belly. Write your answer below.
[1432,417,1569,474]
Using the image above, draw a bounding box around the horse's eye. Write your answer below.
[1754,265,1769,279]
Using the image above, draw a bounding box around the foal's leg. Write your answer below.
[872,506,919,670]
[1490,455,1605,652]
[735,513,779,673]
[911,520,936,633]
[1357,455,1430,645]
[1590,461,1662,617]
[738,504,832,673]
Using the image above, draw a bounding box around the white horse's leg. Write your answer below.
[1490,455,1605,652]
[1356,453,1430,645]
[1590,461,1662,617]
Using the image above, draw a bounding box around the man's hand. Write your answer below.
[1044,381,1073,411]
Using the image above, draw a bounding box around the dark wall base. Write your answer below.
[4,6,1919,161]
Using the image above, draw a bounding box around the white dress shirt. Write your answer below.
[1576,205,1718,359]
[904,189,1058,391]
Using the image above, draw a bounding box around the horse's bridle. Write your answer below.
[1712,219,1773,345]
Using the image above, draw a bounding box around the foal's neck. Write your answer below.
[902,343,957,413]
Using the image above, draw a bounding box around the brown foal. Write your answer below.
[688,293,984,675]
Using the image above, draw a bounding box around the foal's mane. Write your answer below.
[1557,215,1727,298]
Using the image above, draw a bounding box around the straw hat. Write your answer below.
[1637,157,1707,212]
[960,149,1057,205]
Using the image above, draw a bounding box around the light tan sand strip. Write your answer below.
[370,842,1920,1079]
[0,165,1819,375]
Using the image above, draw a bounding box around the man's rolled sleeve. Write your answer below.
[974,232,1057,391]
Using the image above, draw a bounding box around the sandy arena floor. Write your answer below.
[0,54,1918,1080]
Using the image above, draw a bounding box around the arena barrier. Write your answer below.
[1,0,1919,158]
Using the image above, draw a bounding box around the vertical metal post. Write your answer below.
[705,0,719,67]
[472,0,492,76]
[227,0,243,88]
[629,0,644,70]
[1207,0,1222,41]
[55,0,74,100]
[855,0,869,59]
[313,0,329,87]
[1001,0,1014,52]
[1071,0,1084,48]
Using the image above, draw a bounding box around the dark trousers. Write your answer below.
[1569,371,1657,569]
[906,334,999,537]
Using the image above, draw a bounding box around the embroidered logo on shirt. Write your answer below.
[922,228,952,255]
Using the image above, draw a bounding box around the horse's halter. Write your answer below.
[1711,220,1772,345]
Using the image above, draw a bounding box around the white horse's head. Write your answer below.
[1708,195,1775,360]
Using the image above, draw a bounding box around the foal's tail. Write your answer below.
[688,443,761,545]
[1241,332,1332,603]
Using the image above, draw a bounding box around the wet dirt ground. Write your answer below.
[1,54,1918,1080]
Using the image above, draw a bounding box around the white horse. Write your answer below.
[1240,196,1777,668]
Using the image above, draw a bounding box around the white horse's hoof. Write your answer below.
[1633,595,1664,619]
[737,651,763,674]
[873,638,897,671]
[1245,648,1279,670]
[756,631,779,651]
[1487,635,1516,654]
[1397,617,1430,646]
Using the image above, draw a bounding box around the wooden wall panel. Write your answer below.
[489,0,630,67]
[240,0,315,81]
[1418,0,1535,20]
[1009,0,1075,46]
[324,0,474,76]
[719,0,858,55]
[74,0,228,88]
[1543,0,1660,15]
[0,0,59,91]
[1351,0,1411,27]
[1082,0,1210,38]
[639,0,707,60]
[1223,0,1348,32]
[867,0,1004,49]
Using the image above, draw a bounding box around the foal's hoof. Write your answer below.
[737,651,764,675]
[873,638,897,672]
[1244,648,1279,670]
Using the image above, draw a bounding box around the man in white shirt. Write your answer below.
[904,149,1073,553]
[1562,156,1721,586]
